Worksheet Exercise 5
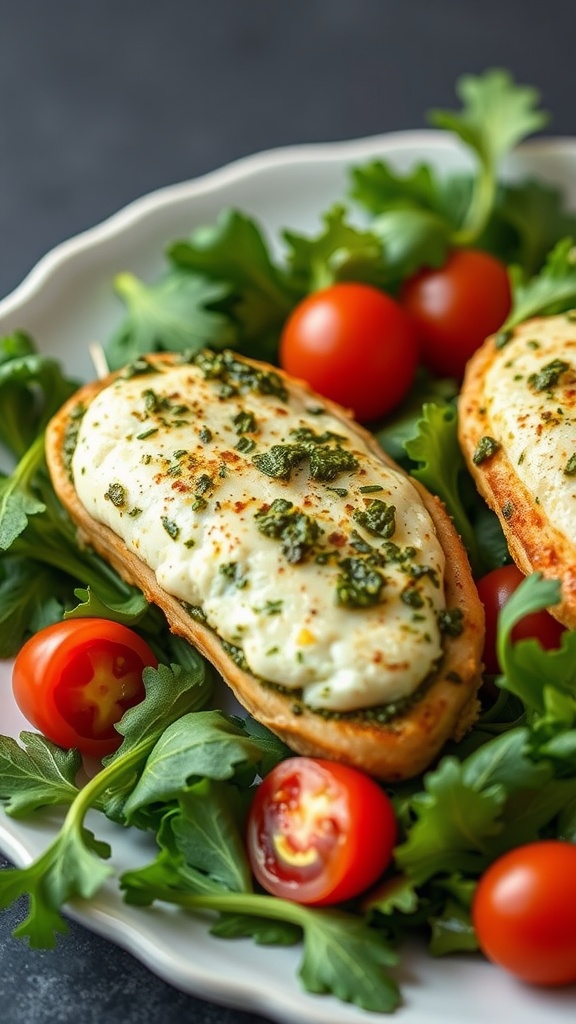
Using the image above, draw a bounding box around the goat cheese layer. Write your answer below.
[71,353,447,712]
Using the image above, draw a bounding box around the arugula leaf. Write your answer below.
[0,657,212,945]
[65,585,152,625]
[370,208,451,282]
[0,435,46,550]
[282,204,387,291]
[121,866,400,1013]
[495,180,576,277]
[211,913,301,946]
[172,780,253,892]
[430,69,548,244]
[428,895,478,955]
[0,733,81,816]
[105,270,236,370]
[0,823,113,948]
[349,161,452,220]
[0,556,66,656]
[402,402,482,571]
[374,371,458,464]
[394,756,506,884]
[504,237,576,329]
[168,208,296,359]
[122,710,279,818]
[0,335,78,458]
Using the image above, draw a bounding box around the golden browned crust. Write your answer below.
[46,353,484,781]
[459,320,576,628]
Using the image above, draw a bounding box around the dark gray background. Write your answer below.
[1,1,575,1021]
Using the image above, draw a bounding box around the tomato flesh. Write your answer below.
[279,282,418,423]
[475,564,565,675]
[400,248,512,379]
[472,841,576,986]
[246,756,397,905]
[12,619,157,757]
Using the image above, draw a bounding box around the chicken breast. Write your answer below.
[46,349,484,779]
[459,310,576,627]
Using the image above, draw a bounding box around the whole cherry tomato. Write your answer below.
[476,564,565,675]
[279,282,418,423]
[400,248,512,378]
[472,840,576,986]
[246,756,397,906]
[12,618,157,757]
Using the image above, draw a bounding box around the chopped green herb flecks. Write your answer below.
[564,453,576,476]
[336,557,386,608]
[353,498,396,539]
[252,444,305,480]
[494,329,513,349]
[104,482,127,507]
[195,474,214,495]
[136,427,158,440]
[289,427,345,445]
[401,584,424,608]
[307,445,359,481]
[408,563,439,587]
[349,529,377,556]
[252,440,358,483]
[254,498,323,563]
[235,436,257,454]
[233,410,258,435]
[193,348,288,402]
[255,599,284,616]
[199,425,212,443]
[120,357,156,378]
[358,484,384,494]
[472,436,501,465]
[438,607,464,636]
[219,561,248,589]
[528,358,570,392]
[161,517,180,540]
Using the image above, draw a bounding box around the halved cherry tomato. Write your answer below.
[476,564,565,675]
[246,756,397,906]
[472,840,576,986]
[400,248,512,379]
[279,282,418,423]
[12,618,157,757]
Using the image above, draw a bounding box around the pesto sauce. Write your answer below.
[62,403,86,477]
[252,440,359,483]
[179,592,450,726]
[254,498,323,563]
[191,348,288,402]
[258,669,445,725]
[527,358,570,392]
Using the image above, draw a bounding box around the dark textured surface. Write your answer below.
[1,2,576,1022]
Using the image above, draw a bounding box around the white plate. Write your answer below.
[1,130,576,1024]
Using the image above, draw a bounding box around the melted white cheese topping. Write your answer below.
[72,356,447,711]
[483,315,576,538]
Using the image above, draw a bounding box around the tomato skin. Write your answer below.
[476,564,565,675]
[12,619,157,757]
[400,248,512,379]
[472,841,576,986]
[246,756,397,906]
[279,282,418,423]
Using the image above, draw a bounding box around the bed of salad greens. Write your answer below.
[2,68,576,1014]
